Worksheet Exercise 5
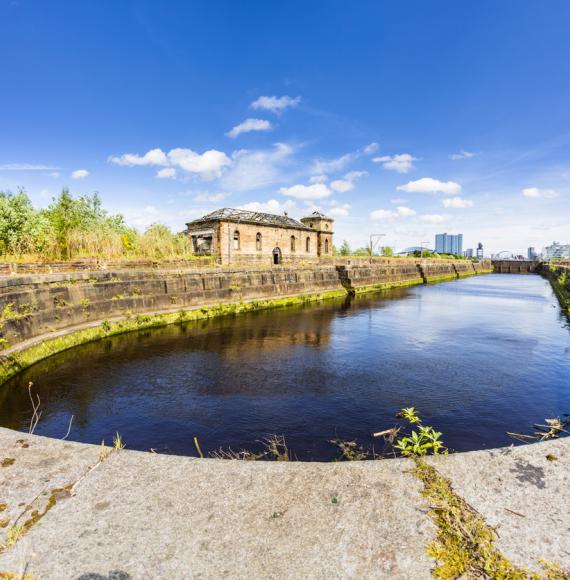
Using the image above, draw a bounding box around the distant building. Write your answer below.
[185,208,334,266]
[476,242,484,259]
[396,246,434,256]
[464,248,474,258]
[544,241,570,260]
[527,247,538,260]
[435,233,463,256]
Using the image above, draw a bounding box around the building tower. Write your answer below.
[476,242,484,259]
[300,211,334,257]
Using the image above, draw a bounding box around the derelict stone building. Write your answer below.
[186,208,334,265]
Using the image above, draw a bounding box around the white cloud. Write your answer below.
[396,206,417,217]
[48,171,60,178]
[330,170,368,193]
[344,170,368,181]
[226,118,272,139]
[397,177,462,195]
[109,148,168,167]
[71,169,89,179]
[280,182,331,200]
[311,152,357,175]
[250,95,301,114]
[309,174,328,184]
[193,191,231,203]
[449,150,477,160]
[370,206,416,220]
[312,144,378,175]
[330,179,353,193]
[221,143,295,191]
[442,197,474,208]
[363,142,379,155]
[0,163,59,171]
[167,148,231,180]
[390,198,407,204]
[419,214,448,224]
[522,187,560,199]
[328,203,351,217]
[156,167,176,179]
[109,147,231,181]
[373,153,417,173]
[238,199,298,214]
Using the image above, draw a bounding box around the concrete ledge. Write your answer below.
[0,427,568,578]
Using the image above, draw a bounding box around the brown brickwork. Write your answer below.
[186,208,334,266]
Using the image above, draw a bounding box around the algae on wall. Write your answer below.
[542,265,570,313]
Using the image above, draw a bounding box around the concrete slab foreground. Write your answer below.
[427,438,570,572]
[0,427,434,579]
[1,426,569,579]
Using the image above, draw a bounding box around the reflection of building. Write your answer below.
[186,208,334,265]
[544,241,570,260]
[435,233,463,255]
[476,242,484,259]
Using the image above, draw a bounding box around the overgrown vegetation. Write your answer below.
[210,434,291,461]
[0,188,193,261]
[544,265,570,314]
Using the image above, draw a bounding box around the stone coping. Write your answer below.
[0,426,568,578]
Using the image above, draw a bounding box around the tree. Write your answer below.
[381,246,394,257]
[0,188,38,255]
[339,240,351,256]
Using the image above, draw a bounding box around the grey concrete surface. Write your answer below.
[1,426,569,579]
[427,438,570,571]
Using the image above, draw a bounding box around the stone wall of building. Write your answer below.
[216,220,322,265]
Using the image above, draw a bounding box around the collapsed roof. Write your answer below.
[186,208,317,231]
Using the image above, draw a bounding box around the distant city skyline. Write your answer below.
[435,233,463,256]
[1,1,569,255]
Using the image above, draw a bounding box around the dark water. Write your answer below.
[1,274,568,460]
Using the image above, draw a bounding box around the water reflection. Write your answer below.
[0,275,568,460]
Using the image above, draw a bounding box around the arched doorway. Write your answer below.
[272,247,282,265]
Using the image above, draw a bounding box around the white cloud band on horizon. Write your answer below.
[522,187,559,199]
[370,206,416,220]
[0,163,60,171]
[419,214,448,223]
[442,196,473,208]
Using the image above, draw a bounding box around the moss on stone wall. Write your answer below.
[542,265,570,314]
[353,279,423,294]
[0,290,346,386]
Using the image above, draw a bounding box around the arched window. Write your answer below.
[291,235,296,252]
[256,232,262,251]
[306,237,311,253]
[325,238,329,254]
[233,230,240,250]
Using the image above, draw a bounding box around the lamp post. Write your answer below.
[369,234,386,262]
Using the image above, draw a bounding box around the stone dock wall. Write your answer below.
[0,259,492,351]
[541,263,570,313]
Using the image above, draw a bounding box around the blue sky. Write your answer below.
[2,0,569,254]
